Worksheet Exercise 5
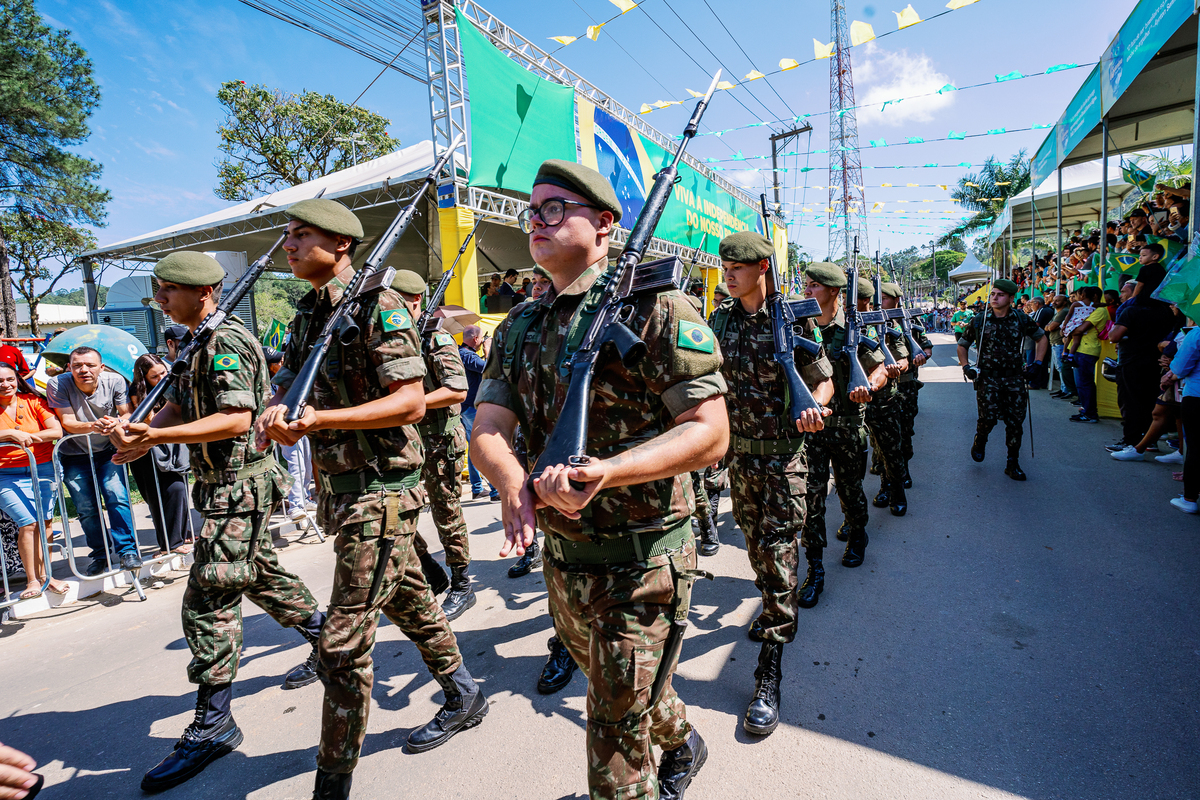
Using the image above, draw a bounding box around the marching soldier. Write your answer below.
[856,277,910,516]
[802,264,888,590]
[110,252,325,793]
[957,278,1048,481]
[471,160,728,799]
[392,269,476,621]
[713,230,835,736]
[881,283,932,485]
[256,199,487,800]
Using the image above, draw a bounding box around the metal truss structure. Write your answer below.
[828,0,869,263]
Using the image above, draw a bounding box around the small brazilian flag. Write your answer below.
[434,332,456,348]
[812,326,823,344]
[677,320,715,354]
[213,354,240,371]
[260,318,287,350]
[381,307,412,332]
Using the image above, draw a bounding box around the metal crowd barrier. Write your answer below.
[0,443,52,611]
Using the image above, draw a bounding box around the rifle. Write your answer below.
[420,218,483,335]
[758,193,824,424]
[281,133,463,424]
[841,238,881,395]
[529,70,723,486]
[129,232,288,423]
[864,260,902,370]
[888,257,928,359]
[680,233,707,314]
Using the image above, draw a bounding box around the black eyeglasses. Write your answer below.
[518,198,601,234]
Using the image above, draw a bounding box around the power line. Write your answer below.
[696,0,799,119]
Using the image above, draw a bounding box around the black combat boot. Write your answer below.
[797,547,824,609]
[441,565,477,621]
[971,431,988,462]
[696,506,720,556]
[283,610,325,690]
[658,727,708,799]
[1004,448,1027,481]
[507,538,542,578]
[743,642,783,736]
[420,551,450,596]
[872,482,890,508]
[537,636,578,694]
[406,665,489,753]
[889,479,908,517]
[902,463,913,489]
[142,684,242,793]
[836,522,849,542]
[312,769,353,800]
[842,528,868,568]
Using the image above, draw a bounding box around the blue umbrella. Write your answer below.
[43,325,148,383]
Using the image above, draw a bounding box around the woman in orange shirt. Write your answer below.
[0,363,65,598]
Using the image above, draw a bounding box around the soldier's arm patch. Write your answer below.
[812,326,823,344]
[213,354,240,371]
[677,320,715,354]
[434,332,456,349]
[381,307,413,332]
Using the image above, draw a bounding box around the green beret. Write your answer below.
[285,198,364,240]
[391,269,427,296]
[719,231,774,264]
[714,282,729,296]
[993,278,1019,295]
[805,261,847,288]
[532,265,551,279]
[857,276,874,299]
[881,282,902,298]
[154,252,225,287]
[687,295,704,313]
[534,160,622,222]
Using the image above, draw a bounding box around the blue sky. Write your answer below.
[44,0,1145,282]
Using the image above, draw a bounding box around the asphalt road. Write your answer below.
[1,333,1197,800]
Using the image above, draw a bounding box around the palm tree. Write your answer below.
[938,150,1031,245]
[1132,149,1193,188]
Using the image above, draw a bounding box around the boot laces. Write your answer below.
[754,654,780,701]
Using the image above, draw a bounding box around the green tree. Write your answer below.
[1132,149,1193,189]
[42,285,108,306]
[2,212,97,336]
[913,250,966,283]
[0,0,109,336]
[940,151,1030,245]
[215,81,398,201]
[252,272,310,334]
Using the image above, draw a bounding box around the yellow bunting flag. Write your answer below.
[549,35,578,45]
[639,103,653,114]
[907,183,919,187]
[938,184,948,190]
[685,88,704,98]
[608,0,638,12]
[586,23,605,41]
[850,21,876,45]
[894,4,923,28]
[872,202,886,211]
[779,58,799,70]
[716,80,736,90]
[825,207,836,213]
[744,69,765,82]
[881,183,893,187]
[813,39,835,59]
[652,100,678,108]
[945,0,980,8]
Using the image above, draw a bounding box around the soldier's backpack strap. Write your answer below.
[502,301,548,385]
[327,297,383,473]
[557,273,613,380]
[709,303,733,342]
[189,343,217,471]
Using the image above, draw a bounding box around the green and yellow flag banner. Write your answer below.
[1152,251,1200,322]
[260,319,286,350]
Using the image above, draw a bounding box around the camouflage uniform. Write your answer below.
[418,330,470,568]
[803,308,885,545]
[959,309,1044,452]
[897,327,934,462]
[863,327,909,490]
[169,318,319,686]
[478,259,725,800]
[711,297,833,642]
[275,273,462,774]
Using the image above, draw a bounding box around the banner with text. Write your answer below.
[1101,0,1194,114]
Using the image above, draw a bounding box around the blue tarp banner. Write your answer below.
[1056,65,1102,165]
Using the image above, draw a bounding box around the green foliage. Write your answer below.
[912,251,966,283]
[215,81,399,201]
[252,273,309,334]
[1132,150,1193,189]
[940,151,1030,244]
[42,285,108,306]
[1,211,96,334]
[787,242,808,271]
[0,0,109,224]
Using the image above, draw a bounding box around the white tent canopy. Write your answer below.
[948,252,993,285]
[989,160,1134,242]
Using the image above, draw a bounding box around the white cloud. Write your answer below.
[134,141,177,159]
[853,43,955,128]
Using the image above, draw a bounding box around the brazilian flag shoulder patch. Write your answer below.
[677,320,715,354]
[812,325,823,344]
[434,332,455,349]
[381,307,412,332]
[213,354,240,371]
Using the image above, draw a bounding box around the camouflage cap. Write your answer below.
[993,278,1019,295]
[881,282,903,298]
[154,251,225,287]
[714,282,729,296]
[533,160,622,222]
[532,265,551,279]
[719,230,773,264]
[856,276,874,299]
[805,261,847,288]
[285,199,364,240]
[391,269,427,296]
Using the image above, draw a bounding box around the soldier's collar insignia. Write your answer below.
[213,354,240,371]
[382,307,413,332]
[677,320,715,354]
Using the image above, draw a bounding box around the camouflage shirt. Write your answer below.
[958,309,1044,373]
[477,258,727,542]
[710,298,833,440]
[274,269,426,479]
[166,317,283,513]
[419,330,469,434]
[898,326,934,384]
[821,307,886,426]
[863,321,909,400]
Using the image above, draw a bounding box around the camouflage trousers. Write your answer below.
[729,450,806,643]
[182,511,319,685]
[803,422,869,546]
[316,489,462,774]
[897,381,921,462]
[544,543,696,800]
[864,391,907,486]
[975,376,1027,452]
[690,463,727,521]
[420,423,470,567]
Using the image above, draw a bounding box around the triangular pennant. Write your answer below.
[744,69,765,81]
[814,39,835,59]
[946,0,981,8]
[586,23,605,41]
[894,4,923,28]
[850,20,876,45]
[608,0,638,12]
[779,58,799,70]
[549,35,578,45]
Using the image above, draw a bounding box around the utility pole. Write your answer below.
[769,123,813,216]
